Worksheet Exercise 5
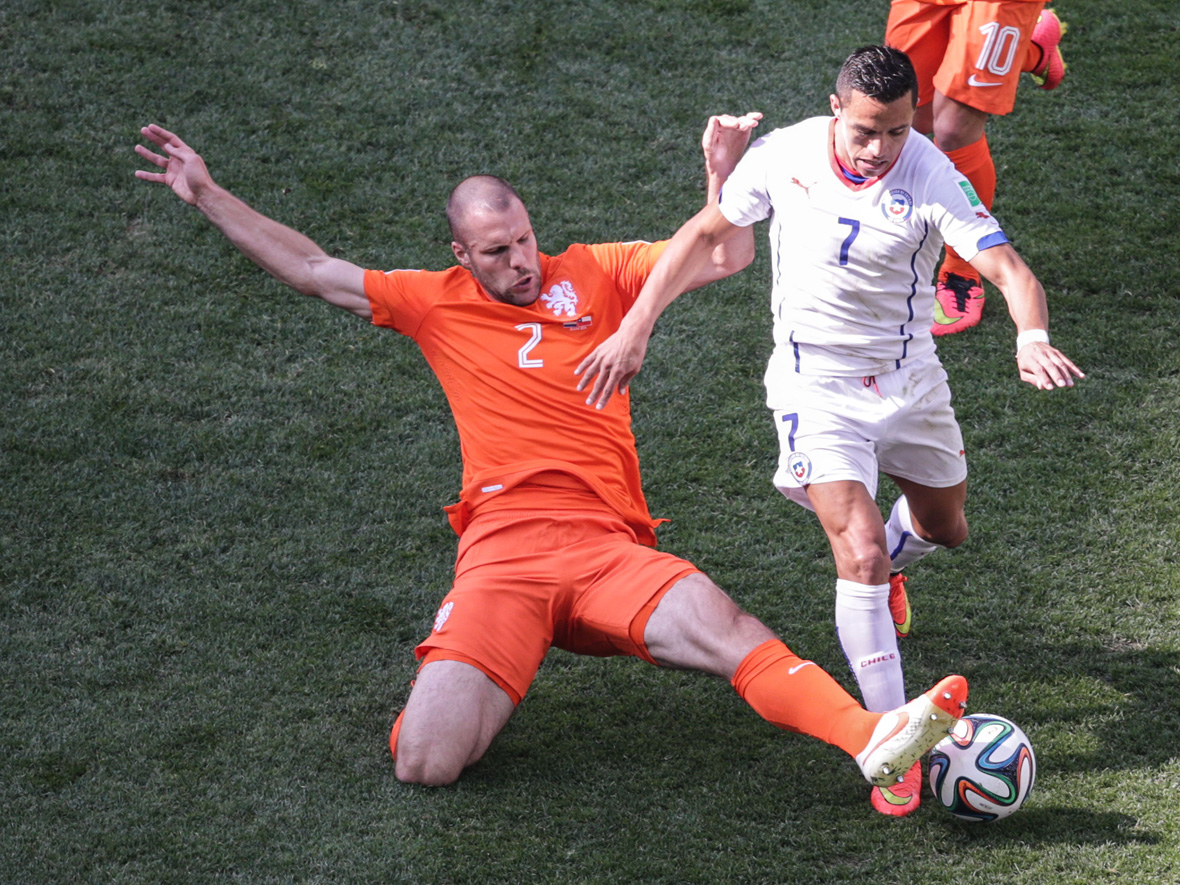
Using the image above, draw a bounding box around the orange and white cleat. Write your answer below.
[1029,9,1068,91]
[856,675,968,787]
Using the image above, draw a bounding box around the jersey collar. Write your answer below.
[827,117,902,192]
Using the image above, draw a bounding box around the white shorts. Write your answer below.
[770,352,968,510]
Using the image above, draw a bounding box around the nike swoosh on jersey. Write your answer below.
[788,661,816,675]
[967,75,1003,87]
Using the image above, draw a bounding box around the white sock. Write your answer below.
[885,495,943,573]
[835,578,906,712]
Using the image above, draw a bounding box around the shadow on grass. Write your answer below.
[443,653,1165,851]
[954,635,1180,776]
[944,807,1158,847]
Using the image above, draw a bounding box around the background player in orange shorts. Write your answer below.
[885,0,1068,334]
[134,117,969,801]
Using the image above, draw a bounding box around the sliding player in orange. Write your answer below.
[134,117,968,801]
[886,1,1068,334]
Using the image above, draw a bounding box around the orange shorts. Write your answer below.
[415,488,699,705]
[886,0,1044,115]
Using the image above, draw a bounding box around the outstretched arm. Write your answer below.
[575,112,760,409]
[134,124,371,318]
[689,111,761,287]
[969,244,1085,390]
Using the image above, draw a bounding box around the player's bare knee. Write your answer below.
[923,516,968,549]
[839,546,893,584]
[943,521,968,549]
[395,747,464,786]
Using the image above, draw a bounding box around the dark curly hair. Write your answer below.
[835,45,919,107]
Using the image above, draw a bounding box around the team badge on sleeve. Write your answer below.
[882,189,914,224]
[787,451,813,484]
[957,180,982,207]
[433,601,454,633]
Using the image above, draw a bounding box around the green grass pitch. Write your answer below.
[3,1,1180,882]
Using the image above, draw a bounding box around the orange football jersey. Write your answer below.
[364,241,668,545]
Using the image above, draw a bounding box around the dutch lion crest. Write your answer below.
[541,280,579,317]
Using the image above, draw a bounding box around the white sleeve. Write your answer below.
[717,134,774,228]
[925,158,1008,263]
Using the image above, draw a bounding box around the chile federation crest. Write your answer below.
[882,188,914,224]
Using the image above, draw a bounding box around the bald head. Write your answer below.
[446,175,526,244]
[446,175,542,306]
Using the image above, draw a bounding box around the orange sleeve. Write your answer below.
[582,240,669,310]
[363,267,440,337]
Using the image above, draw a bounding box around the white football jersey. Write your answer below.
[719,116,1007,394]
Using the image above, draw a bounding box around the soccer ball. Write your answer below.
[928,714,1036,822]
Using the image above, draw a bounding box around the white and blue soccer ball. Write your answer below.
[928,713,1036,822]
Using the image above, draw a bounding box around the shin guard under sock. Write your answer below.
[836,579,906,712]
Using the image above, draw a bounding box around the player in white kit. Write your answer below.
[575,45,1082,817]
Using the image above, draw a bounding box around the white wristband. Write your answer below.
[1016,329,1050,352]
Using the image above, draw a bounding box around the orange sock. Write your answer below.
[731,639,879,758]
[1021,43,1044,73]
[389,710,405,762]
[937,134,997,280]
